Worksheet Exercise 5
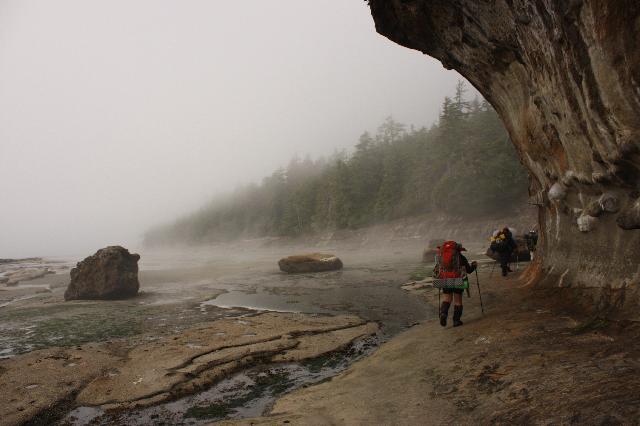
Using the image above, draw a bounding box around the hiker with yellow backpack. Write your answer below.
[490,226,518,277]
[432,241,478,327]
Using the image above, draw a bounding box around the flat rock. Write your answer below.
[272,322,378,362]
[0,346,119,426]
[0,312,377,422]
[3,268,53,286]
[76,312,370,407]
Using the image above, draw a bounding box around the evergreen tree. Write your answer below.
[144,83,529,246]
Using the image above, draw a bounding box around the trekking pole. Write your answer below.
[475,269,485,314]
[490,261,496,277]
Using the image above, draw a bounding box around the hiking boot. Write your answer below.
[439,301,450,327]
[453,305,463,327]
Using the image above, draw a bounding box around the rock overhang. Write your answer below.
[368,0,640,315]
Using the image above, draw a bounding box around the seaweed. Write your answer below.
[303,353,343,373]
[184,370,293,420]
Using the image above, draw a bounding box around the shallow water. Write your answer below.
[1,247,434,424]
[200,265,431,337]
[1,249,431,352]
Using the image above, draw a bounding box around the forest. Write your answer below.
[144,83,529,246]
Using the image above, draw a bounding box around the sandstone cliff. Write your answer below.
[368,1,640,316]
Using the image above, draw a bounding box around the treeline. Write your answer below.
[144,83,528,246]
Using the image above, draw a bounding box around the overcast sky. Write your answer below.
[0,0,467,258]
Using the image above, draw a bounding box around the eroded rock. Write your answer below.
[0,312,377,421]
[548,183,567,203]
[585,200,604,218]
[600,193,621,214]
[368,1,640,313]
[3,268,53,286]
[617,199,640,230]
[577,214,597,233]
[64,246,140,301]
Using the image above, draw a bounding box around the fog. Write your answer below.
[0,0,465,258]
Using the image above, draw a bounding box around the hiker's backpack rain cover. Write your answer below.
[437,241,462,279]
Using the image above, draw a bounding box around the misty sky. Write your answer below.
[0,1,468,258]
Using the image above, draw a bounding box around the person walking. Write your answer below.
[435,241,478,327]
[490,226,517,276]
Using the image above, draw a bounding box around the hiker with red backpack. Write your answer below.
[433,241,477,327]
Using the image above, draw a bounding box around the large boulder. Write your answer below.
[278,253,343,274]
[64,246,140,301]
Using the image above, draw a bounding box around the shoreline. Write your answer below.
[221,263,640,425]
[0,248,432,425]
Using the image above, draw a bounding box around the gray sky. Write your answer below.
[0,0,465,258]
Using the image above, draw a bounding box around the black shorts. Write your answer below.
[442,288,464,295]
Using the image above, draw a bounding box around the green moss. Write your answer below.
[0,304,80,321]
[409,266,432,281]
[184,403,230,419]
[0,301,205,354]
[26,316,143,349]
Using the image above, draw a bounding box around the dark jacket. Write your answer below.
[502,229,517,249]
[492,230,517,254]
[460,254,476,274]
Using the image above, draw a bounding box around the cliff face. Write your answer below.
[369,1,640,315]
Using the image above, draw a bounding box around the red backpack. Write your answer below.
[436,241,464,279]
